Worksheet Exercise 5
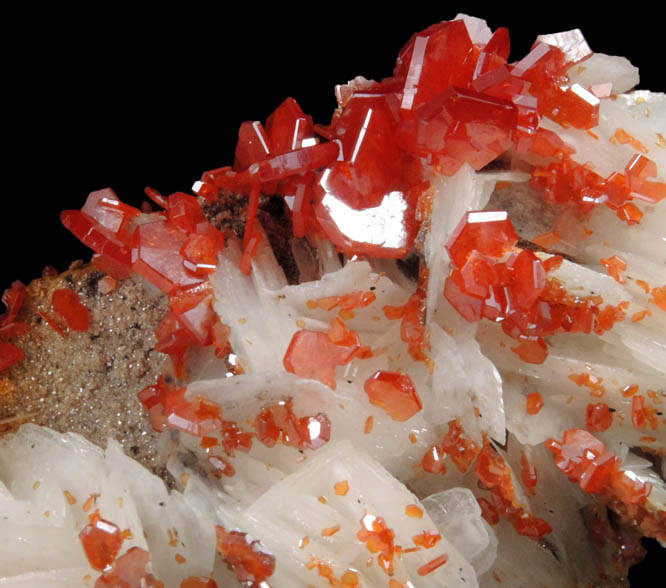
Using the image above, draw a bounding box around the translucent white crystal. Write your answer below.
[422,487,497,576]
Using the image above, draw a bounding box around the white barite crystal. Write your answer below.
[567,52,640,95]
[455,14,492,44]
[236,441,479,588]
[0,425,220,588]
[422,487,498,577]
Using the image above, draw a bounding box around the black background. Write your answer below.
[2,6,662,584]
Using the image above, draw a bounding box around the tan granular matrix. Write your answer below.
[0,261,168,478]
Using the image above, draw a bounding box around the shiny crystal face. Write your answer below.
[1,12,665,588]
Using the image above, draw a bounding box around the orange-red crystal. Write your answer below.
[546,428,651,502]
[79,512,124,571]
[363,370,422,421]
[215,525,275,586]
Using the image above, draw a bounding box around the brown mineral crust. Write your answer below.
[603,491,666,547]
[0,262,169,477]
[200,189,300,284]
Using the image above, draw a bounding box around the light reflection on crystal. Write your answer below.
[401,36,428,111]
[319,185,409,252]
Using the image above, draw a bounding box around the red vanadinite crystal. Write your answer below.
[94,546,164,588]
[357,514,397,575]
[444,210,628,363]
[632,395,647,429]
[254,399,331,451]
[475,442,551,538]
[283,328,359,389]
[79,511,124,571]
[520,452,538,494]
[546,428,651,503]
[600,256,626,284]
[586,403,613,432]
[383,280,430,363]
[417,553,449,576]
[651,286,666,311]
[413,531,442,549]
[441,419,479,473]
[363,370,422,421]
[422,444,447,474]
[0,341,23,372]
[445,211,517,268]
[525,391,544,415]
[0,280,27,336]
[216,526,275,586]
[52,288,91,331]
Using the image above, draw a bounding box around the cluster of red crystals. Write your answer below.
[357,514,398,576]
[444,211,628,362]
[474,442,552,539]
[283,316,370,389]
[383,274,430,365]
[52,288,91,331]
[0,281,28,371]
[440,419,480,473]
[192,19,624,264]
[79,510,124,571]
[62,188,228,375]
[363,370,422,422]
[546,428,652,503]
[253,398,331,450]
[306,558,361,587]
[138,378,253,460]
[215,525,276,587]
[631,395,659,430]
[307,290,376,319]
[94,546,164,588]
[569,373,605,397]
[531,153,665,224]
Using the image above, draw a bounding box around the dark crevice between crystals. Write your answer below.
[396,254,420,282]
[201,191,300,284]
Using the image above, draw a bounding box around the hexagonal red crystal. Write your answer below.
[283,329,358,389]
[79,513,124,571]
[446,210,518,268]
[363,370,422,421]
[265,97,314,154]
[394,19,477,113]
